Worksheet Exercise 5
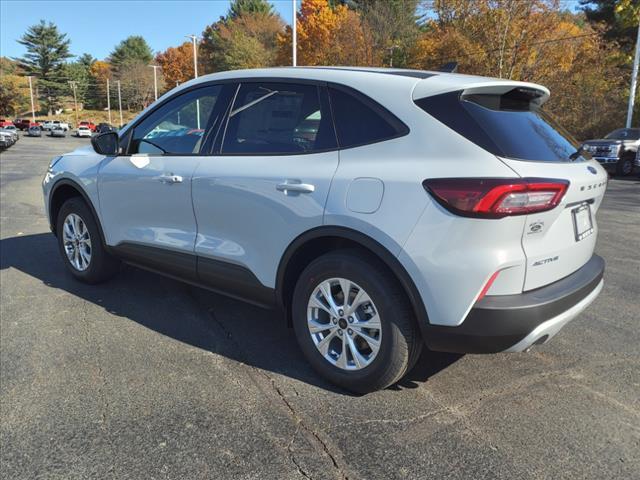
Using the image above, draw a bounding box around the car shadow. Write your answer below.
[0,232,461,395]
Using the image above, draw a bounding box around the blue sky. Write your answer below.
[1,0,583,61]
[0,0,298,60]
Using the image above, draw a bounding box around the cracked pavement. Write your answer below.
[1,136,639,479]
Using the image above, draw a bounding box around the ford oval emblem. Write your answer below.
[587,166,597,175]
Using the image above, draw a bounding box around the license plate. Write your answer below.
[572,204,594,241]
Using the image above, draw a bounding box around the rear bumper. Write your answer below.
[424,254,605,353]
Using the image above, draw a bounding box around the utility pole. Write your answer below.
[149,65,160,101]
[106,78,112,125]
[68,81,79,127]
[116,80,123,128]
[185,34,200,128]
[27,76,36,122]
[292,0,297,67]
[186,34,199,78]
[626,21,640,128]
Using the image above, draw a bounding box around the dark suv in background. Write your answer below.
[582,128,639,176]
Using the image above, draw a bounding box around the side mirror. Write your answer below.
[91,131,119,155]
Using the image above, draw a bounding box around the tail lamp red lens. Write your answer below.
[423,178,569,218]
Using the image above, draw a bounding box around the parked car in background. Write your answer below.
[14,119,30,130]
[95,123,114,134]
[43,120,70,132]
[76,126,92,138]
[14,119,40,131]
[3,125,19,140]
[79,121,97,132]
[582,128,640,176]
[0,119,15,128]
[0,130,15,149]
[43,67,607,393]
[49,125,67,137]
[27,126,42,137]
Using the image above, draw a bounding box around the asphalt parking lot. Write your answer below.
[1,134,639,480]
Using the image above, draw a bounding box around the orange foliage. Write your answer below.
[155,42,194,87]
[277,0,374,66]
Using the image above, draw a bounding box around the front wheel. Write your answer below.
[616,153,635,177]
[292,250,422,394]
[56,198,120,284]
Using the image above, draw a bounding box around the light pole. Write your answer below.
[68,81,79,126]
[185,35,200,128]
[185,34,199,78]
[106,78,112,125]
[292,0,297,67]
[149,65,160,101]
[626,21,640,128]
[116,80,124,128]
[27,76,36,122]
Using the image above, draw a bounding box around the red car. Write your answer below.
[14,119,39,131]
[79,121,97,132]
[0,119,15,128]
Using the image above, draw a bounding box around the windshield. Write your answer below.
[605,128,640,140]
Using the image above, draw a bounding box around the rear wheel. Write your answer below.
[56,198,120,284]
[616,153,634,176]
[292,250,422,394]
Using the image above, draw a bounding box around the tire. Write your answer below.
[292,249,422,394]
[616,153,634,177]
[56,197,120,284]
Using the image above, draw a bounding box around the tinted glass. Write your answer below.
[605,128,640,140]
[131,85,221,155]
[415,90,584,162]
[329,87,407,148]
[222,82,335,155]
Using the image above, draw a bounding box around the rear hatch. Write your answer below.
[415,82,608,291]
[499,158,606,290]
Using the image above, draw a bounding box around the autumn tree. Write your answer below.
[277,0,375,66]
[118,61,159,110]
[87,60,111,109]
[0,58,31,116]
[581,0,639,53]
[411,0,627,138]
[350,0,421,67]
[200,0,284,72]
[155,42,194,87]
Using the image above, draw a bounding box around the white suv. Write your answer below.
[42,67,606,393]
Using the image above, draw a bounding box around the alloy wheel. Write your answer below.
[307,278,382,371]
[62,213,92,271]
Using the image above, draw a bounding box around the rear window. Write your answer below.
[329,86,408,149]
[415,89,584,162]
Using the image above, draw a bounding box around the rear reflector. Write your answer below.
[477,270,501,302]
[423,178,569,218]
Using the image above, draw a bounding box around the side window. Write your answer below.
[328,86,408,149]
[130,85,222,155]
[222,82,336,155]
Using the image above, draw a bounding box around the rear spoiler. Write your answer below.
[413,77,550,106]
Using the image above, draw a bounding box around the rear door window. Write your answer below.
[415,89,584,162]
[328,86,408,149]
[221,82,336,155]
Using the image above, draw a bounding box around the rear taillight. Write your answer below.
[423,178,569,218]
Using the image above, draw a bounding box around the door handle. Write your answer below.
[158,174,183,184]
[276,181,315,194]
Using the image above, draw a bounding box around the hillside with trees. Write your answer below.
[2,0,636,137]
